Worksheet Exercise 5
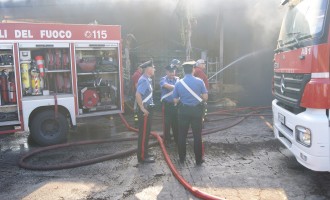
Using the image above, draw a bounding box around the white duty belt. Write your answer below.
[180,79,203,102]
[160,91,173,102]
[142,84,153,103]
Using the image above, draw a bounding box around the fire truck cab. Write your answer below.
[273,0,330,171]
[0,23,123,146]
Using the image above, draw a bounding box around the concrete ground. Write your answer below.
[0,106,330,200]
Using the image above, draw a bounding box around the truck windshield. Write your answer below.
[278,0,328,47]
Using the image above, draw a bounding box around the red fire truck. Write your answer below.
[0,22,123,146]
[273,0,330,171]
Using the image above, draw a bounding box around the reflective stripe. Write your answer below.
[142,92,152,103]
[162,104,165,138]
[311,72,329,78]
[160,91,173,102]
[141,115,148,160]
[133,99,137,110]
[180,79,203,102]
[142,84,153,103]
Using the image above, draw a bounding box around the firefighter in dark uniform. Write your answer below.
[173,61,208,165]
[160,60,180,146]
[194,59,209,123]
[131,65,143,127]
[135,59,156,163]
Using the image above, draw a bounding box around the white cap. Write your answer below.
[182,60,196,68]
[196,59,205,66]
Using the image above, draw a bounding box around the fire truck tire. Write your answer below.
[30,110,68,146]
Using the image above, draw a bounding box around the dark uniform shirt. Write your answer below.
[194,67,209,90]
[131,69,142,93]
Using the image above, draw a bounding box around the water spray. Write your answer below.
[208,49,269,81]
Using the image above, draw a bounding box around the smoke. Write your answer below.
[245,1,286,46]
[181,0,286,106]
[1,0,287,106]
[1,0,285,43]
[184,0,286,50]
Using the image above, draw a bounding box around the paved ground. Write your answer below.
[0,106,330,200]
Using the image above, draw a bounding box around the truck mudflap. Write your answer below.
[272,99,330,172]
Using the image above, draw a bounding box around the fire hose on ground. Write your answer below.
[18,106,271,199]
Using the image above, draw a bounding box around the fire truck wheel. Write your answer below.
[30,110,68,146]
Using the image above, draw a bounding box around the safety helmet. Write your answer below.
[170,59,180,67]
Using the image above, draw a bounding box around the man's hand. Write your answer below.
[201,93,208,102]
[136,92,149,115]
[164,84,174,91]
[173,98,179,106]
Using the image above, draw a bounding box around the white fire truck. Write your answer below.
[273,0,330,171]
[0,22,124,146]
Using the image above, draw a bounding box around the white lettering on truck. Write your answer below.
[15,30,34,38]
[301,47,312,56]
[40,30,72,39]
[0,30,7,38]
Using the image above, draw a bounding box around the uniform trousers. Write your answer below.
[162,101,178,144]
[137,105,154,161]
[177,104,204,163]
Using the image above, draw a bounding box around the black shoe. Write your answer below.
[165,143,176,148]
[138,157,155,164]
[164,140,172,147]
[196,159,205,166]
[146,153,154,157]
[145,155,155,160]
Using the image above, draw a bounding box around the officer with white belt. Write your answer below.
[160,61,180,146]
[173,60,208,165]
[135,59,156,164]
